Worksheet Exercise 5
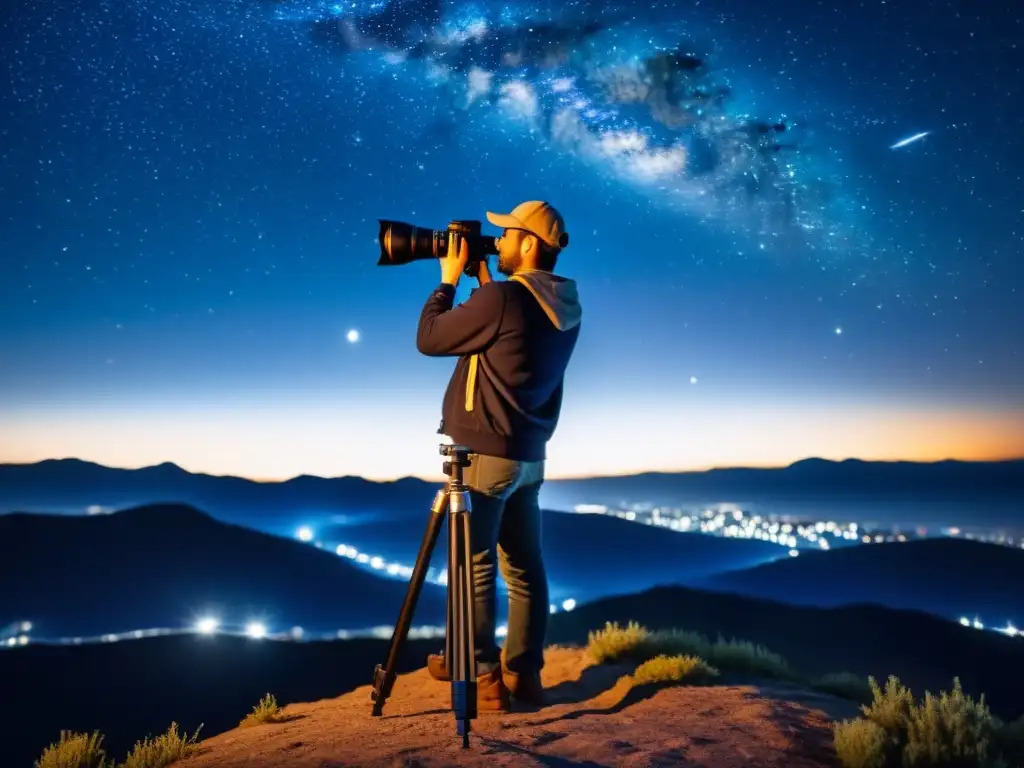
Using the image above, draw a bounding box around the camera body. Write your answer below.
[377,219,499,274]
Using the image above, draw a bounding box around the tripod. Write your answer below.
[370,443,478,747]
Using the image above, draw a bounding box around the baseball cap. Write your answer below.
[486,200,570,249]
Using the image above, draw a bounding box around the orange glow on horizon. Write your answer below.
[1,397,1021,482]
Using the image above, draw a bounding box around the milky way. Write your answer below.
[278,1,873,263]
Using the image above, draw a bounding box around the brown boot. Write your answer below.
[476,666,511,712]
[426,654,510,712]
[427,653,450,681]
[501,648,546,707]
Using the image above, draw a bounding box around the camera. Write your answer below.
[377,219,499,271]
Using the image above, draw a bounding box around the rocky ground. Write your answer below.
[175,646,859,767]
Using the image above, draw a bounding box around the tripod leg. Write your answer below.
[448,489,477,747]
[371,489,449,717]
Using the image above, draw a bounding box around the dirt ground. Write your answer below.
[176,647,857,767]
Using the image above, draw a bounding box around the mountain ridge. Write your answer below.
[0,502,449,638]
[5,454,1022,484]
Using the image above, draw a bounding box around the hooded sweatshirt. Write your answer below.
[417,270,582,461]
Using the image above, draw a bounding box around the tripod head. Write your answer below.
[440,443,472,486]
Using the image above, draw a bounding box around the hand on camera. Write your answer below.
[441,231,470,287]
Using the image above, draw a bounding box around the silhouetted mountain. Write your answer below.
[1,457,1021,529]
[696,537,1024,624]
[0,503,447,638]
[0,458,435,523]
[320,509,786,604]
[542,457,1024,512]
[3,585,1022,768]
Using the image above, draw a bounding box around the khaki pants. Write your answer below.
[463,452,548,675]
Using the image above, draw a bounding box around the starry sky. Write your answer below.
[0,0,1021,481]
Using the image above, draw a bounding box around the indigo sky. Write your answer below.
[1,0,1021,480]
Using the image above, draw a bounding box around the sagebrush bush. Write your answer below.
[833,675,1024,768]
[120,722,202,768]
[640,628,710,659]
[586,621,651,663]
[902,680,998,766]
[631,654,719,686]
[814,672,873,704]
[832,718,889,768]
[240,693,285,727]
[36,730,111,768]
[705,635,794,680]
[586,621,795,682]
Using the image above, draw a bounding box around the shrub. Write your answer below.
[704,635,794,681]
[832,718,889,768]
[902,680,998,766]
[641,628,711,660]
[587,622,797,684]
[586,621,651,663]
[240,693,286,727]
[814,672,873,704]
[120,722,202,768]
[833,675,1023,768]
[631,654,719,687]
[36,730,111,768]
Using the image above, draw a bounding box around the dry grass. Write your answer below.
[586,621,794,681]
[239,693,287,727]
[631,654,720,687]
[35,730,111,768]
[37,723,201,768]
[120,722,202,768]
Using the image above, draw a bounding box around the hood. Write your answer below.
[509,271,582,331]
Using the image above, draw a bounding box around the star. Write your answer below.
[346,329,361,344]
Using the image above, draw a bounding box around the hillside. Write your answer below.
[697,536,1024,622]
[2,458,1021,528]
[5,584,1024,768]
[321,508,787,604]
[0,503,447,638]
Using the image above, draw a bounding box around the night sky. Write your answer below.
[1,0,1021,481]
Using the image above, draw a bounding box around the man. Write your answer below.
[416,200,583,711]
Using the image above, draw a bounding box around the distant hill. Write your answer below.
[0,503,447,638]
[696,537,1024,624]
[1,457,1021,528]
[541,457,1024,513]
[0,458,435,522]
[320,509,787,605]
[2,584,1022,768]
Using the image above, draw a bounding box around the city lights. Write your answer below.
[4,505,1020,653]
[195,617,219,634]
[571,501,1023,553]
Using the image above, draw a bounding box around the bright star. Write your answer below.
[346,329,360,344]
[690,376,698,384]
[835,327,842,335]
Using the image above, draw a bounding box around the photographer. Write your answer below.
[416,200,582,711]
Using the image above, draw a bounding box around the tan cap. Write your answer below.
[486,200,569,249]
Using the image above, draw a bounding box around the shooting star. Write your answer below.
[889,131,930,150]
